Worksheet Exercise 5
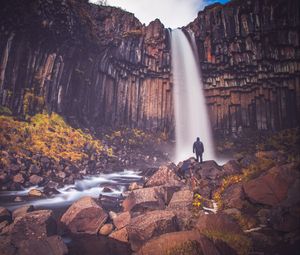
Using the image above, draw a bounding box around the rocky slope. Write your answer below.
[0,0,299,135]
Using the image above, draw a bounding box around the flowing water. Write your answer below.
[171,29,216,163]
[0,170,142,212]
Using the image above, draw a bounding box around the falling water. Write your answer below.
[171,29,215,163]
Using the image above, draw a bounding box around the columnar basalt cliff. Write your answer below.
[188,0,300,133]
[0,0,299,134]
[0,0,173,132]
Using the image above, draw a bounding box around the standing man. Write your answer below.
[193,137,204,163]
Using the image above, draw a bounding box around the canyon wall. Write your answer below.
[0,0,299,134]
[188,0,300,133]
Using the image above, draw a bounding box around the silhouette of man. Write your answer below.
[193,137,204,163]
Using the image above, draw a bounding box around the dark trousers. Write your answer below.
[196,153,203,163]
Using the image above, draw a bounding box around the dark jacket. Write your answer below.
[193,141,204,154]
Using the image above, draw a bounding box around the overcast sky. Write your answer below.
[89,0,229,28]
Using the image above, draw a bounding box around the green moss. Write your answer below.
[166,240,203,255]
[203,230,252,255]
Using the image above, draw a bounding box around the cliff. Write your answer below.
[188,0,300,133]
[0,0,173,132]
[0,0,299,134]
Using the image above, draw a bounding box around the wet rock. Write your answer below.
[109,227,129,243]
[13,173,25,183]
[113,211,131,230]
[102,186,113,193]
[10,210,57,246]
[29,175,44,185]
[14,196,23,202]
[0,221,9,233]
[0,207,11,223]
[12,205,35,221]
[127,210,178,251]
[28,189,43,197]
[144,164,181,187]
[99,223,114,236]
[60,196,108,234]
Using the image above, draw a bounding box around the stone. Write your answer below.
[137,231,220,255]
[243,164,298,206]
[12,205,35,221]
[113,211,131,229]
[10,210,57,246]
[28,189,43,197]
[109,227,128,243]
[14,196,23,202]
[222,183,245,209]
[57,171,66,179]
[122,186,166,212]
[13,173,24,183]
[128,182,143,191]
[102,187,113,193]
[0,207,11,223]
[167,189,193,209]
[196,161,223,180]
[99,223,114,236]
[0,221,9,233]
[29,165,41,174]
[60,196,108,234]
[195,213,243,235]
[29,175,44,185]
[222,160,241,176]
[16,235,68,255]
[127,210,178,251]
[144,164,181,187]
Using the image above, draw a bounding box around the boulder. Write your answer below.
[243,164,298,206]
[127,210,178,251]
[144,164,181,187]
[13,173,24,183]
[222,160,241,176]
[10,210,57,246]
[29,175,44,185]
[29,165,41,174]
[221,183,245,209]
[195,213,243,235]
[0,207,11,223]
[122,186,166,212]
[28,189,43,197]
[113,211,131,229]
[0,221,9,233]
[16,235,68,255]
[196,161,223,180]
[99,223,114,236]
[12,205,34,221]
[109,227,128,243]
[270,206,300,232]
[60,196,108,234]
[128,182,143,191]
[137,231,220,255]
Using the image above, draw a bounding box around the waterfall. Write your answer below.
[171,29,215,163]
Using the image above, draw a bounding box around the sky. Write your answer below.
[90,0,229,28]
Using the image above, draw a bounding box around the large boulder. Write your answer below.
[221,183,245,210]
[243,164,298,206]
[60,196,108,234]
[137,231,221,255]
[122,186,166,212]
[16,235,68,255]
[144,164,181,187]
[222,160,242,176]
[9,210,57,246]
[127,210,179,251]
[196,161,223,180]
[113,211,131,229]
[12,205,34,221]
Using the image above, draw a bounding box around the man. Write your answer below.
[193,137,204,163]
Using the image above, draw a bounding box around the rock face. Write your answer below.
[188,0,300,133]
[60,196,108,234]
[0,0,299,134]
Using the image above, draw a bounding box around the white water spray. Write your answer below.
[171,29,215,163]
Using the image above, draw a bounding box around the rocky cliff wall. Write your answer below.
[0,0,173,132]
[188,0,300,133]
[0,0,299,135]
